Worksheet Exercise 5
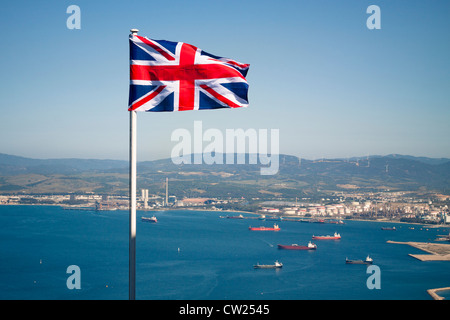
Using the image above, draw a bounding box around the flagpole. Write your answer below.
[129,109,137,300]
[129,28,139,300]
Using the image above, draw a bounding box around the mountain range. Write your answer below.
[0,153,449,198]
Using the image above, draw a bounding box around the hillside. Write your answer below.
[0,153,449,197]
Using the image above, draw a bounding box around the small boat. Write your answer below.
[312,232,341,240]
[249,224,280,231]
[142,216,157,223]
[253,261,283,269]
[346,255,373,265]
[381,227,396,230]
[277,241,317,250]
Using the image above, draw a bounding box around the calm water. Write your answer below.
[0,205,449,300]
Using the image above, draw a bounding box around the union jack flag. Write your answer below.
[128,34,250,112]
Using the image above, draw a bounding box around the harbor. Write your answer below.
[1,205,449,299]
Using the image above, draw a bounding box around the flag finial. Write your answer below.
[130,29,139,35]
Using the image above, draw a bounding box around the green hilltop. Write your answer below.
[0,153,449,198]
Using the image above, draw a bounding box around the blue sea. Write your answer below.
[0,205,449,300]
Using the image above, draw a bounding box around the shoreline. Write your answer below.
[137,208,450,228]
[1,203,449,228]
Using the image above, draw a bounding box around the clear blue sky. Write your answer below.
[0,0,449,160]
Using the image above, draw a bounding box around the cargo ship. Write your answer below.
[142,216,157,223]
[345,255,373,264]
[381,227,396,230]
[253,261,283,269]
[249,224,280,231]
[328,220,344,224]
[277,241,317,250]
[312,232,341,240]
[226,214,244,219]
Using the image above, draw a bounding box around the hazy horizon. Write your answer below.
[2,151,449,163]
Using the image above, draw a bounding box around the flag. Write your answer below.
[128,34,249,112]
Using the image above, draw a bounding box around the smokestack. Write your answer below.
[142,189,149,209]
[165,177,169,206]
[145,189,148,209]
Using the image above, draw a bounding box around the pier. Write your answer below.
[427,287,450,300]
[387,241,450,261]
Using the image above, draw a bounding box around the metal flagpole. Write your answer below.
[129,28,139,301]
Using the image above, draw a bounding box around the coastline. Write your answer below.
[10,203,449,233]
[2,203,449,229]
[129,207,450,228]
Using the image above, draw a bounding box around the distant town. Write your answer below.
[2,188,450,226]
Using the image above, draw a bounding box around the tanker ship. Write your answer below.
[312,232,340,240]
[277,241,317,250]
[249,224,280,231]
